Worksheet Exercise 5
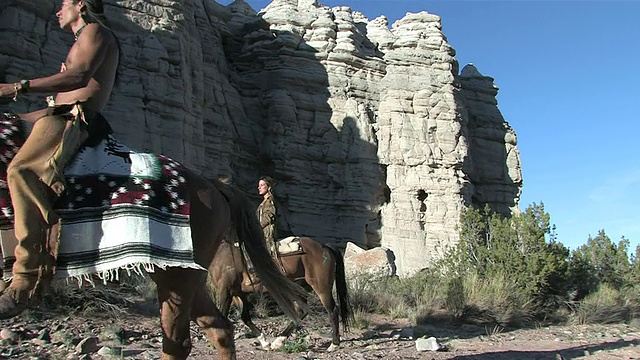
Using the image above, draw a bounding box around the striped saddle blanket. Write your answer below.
[0,111,204,282]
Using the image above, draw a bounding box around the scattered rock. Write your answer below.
[0,328,19,344]
[36,328,51,342]
[97,345,122,357]
[415,336,441,352]
[344,244,396,277]
[76,336,99,354]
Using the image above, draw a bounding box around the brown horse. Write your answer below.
[0,110,307,360]
[209,236,352,349]
[147,175,309,359]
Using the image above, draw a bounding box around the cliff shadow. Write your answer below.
[221,3,384,248]
[0,1,386,248]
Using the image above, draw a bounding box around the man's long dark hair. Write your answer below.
[74,0,121,85]
[75,0,109,28]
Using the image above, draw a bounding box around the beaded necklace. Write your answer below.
[74,23,88,41]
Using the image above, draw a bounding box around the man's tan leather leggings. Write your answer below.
[5,110,87,297]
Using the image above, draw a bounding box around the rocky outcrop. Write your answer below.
[344,242,396,278]
[458,64,522,215]
[0,0,522,276]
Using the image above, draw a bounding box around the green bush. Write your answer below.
[569,230,636,300]
[344,202,639,328]
[280,337,308,353]
[440,203,571,317]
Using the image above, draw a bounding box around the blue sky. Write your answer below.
[220,1,640,251]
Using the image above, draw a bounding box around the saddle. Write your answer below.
[277,236,304,256]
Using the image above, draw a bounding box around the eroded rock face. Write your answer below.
[0,0,521,276]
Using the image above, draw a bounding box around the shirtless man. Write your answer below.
[0,0,119,319]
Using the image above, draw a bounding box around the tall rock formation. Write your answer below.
[0,0,522,276]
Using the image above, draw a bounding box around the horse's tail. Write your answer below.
[212,180,306,323]
[326,244,352,331]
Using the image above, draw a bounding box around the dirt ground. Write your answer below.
[1,297,639,360]
[198,314,640,360]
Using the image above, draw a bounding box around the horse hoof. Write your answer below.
[270,336,287,350]
[327,343,339,352]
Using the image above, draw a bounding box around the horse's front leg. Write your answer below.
[234,294,258,338]
[151,268,202,360]
[192,285,236,360]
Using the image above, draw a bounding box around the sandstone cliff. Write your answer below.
[0,0,522,275]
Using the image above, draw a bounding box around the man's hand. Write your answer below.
[0,83,16,98]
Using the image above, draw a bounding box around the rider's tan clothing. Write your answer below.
[1,104,91,316]
[257,194,278,257]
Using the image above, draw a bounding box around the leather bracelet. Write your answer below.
[12,80,30,101]
[18,79,30,94]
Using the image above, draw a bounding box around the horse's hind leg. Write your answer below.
[317,288,340,345]
[192,286,236,360]
[152,268,201,360]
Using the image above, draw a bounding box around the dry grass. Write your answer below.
[351,308,371,330]
[571,284,631,325]
[42,273,154,318]
[461,272,533,326]
[46,281,132,317]
[348,270,538,328]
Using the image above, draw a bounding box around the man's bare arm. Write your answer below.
[25,24,110,94]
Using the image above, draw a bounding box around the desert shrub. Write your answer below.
[414,269,449,311]
[45,279,133,317]
[461,271,533,326]
[569,231,636,300]
[38,271,157,318]
[351,308,371,329]
[444,276,465,318]
[621,284,640,319]
[347,272,384,313]
[122,272,157,301]
[348,264,534,326]
[250,292,282,318]
[348,269,451,320]
[347,203,640,327]
[438,203,571,319]
[571,284,630,324]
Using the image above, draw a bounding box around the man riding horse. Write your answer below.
[0,0,118,319]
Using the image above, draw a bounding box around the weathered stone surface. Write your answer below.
[344,243,396,277]
[0,0,522,276]
[459,63,522,215]
[344,241,366,258]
